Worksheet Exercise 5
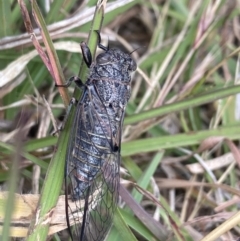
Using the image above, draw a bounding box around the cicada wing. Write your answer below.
[81,153,120,241]
[64,88,95,240]
[64,100,87,240]
[65,84,123,241]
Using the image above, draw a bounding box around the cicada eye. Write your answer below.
[129,59,137,71]
[96,52,111,65]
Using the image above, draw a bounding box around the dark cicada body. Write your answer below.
[64,31,136,241]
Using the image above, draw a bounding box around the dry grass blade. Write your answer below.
[0,0,136,50]
[18,0,55,81]
[31,0,69,106]
[119,185,167,240]
[0,192,84,237]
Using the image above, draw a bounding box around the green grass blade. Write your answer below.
[0,0,12,36]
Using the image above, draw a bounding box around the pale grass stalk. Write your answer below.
[180,175,197,222]
[187,182,204,221]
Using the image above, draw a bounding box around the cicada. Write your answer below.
[61,31,136,241]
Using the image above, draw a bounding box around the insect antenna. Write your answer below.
[129,46,144,55]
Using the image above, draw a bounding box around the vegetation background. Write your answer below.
[1,0,240,240]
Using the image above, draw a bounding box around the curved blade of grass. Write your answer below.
[29,0,70,107]
[106,208,138,241]
[122,124,240,156]
[119,208,160,241]
[26,120,69,240]
[9,122,240,169]
[124,84,240,125]
[120,184,168,241]
[75,0,106,92]
[24,136,57,152]
[0,141,48,170]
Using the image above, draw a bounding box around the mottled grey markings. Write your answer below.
[59,31,136,241]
